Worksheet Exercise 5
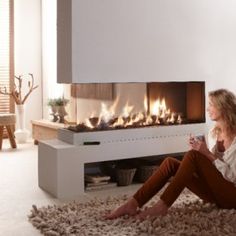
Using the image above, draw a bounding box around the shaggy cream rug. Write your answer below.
[28,190,236,236]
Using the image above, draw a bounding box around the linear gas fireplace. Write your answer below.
[67,81,205,133]
[40,81,207,198]
[39,81,206,198]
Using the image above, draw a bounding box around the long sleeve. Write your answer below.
[208,129,236,185]
[213,138,236,185]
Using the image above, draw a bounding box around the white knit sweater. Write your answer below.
[209,135,236,186]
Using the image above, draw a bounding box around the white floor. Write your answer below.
[0,140,140,236]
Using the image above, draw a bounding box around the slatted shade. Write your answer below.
[0,0,14,113]
[0,0,14,137]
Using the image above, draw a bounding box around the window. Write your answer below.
[0,0,14,114]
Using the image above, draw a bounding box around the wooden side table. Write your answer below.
[31,119,66,145]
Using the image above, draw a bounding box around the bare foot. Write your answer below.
[135,199,168,220]
[105,198,139,220]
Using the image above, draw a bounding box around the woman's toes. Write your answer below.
[105,198,139,220]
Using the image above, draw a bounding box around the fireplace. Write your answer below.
[38,81,207,198]
[67,81,205,133]
[58,81,206,146]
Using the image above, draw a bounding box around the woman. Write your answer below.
[106,89,236,220]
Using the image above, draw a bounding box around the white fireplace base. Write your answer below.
[38,124,206,199]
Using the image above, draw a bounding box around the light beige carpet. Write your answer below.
[28,189,236,236]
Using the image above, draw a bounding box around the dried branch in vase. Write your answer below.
[0,73,39,104]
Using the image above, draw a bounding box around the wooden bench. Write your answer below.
[31,119,66,145]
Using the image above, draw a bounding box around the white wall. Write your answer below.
[42,0,64,120]
[14,0,42,132]
[57,0,236,87]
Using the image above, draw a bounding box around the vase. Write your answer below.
[14,104,30,143]
[49,105,59,122]
[57,105,68,123]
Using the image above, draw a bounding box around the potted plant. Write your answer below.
[47,98,58,122]
[47,97,69,123]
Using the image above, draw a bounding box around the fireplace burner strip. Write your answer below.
[58,123,206,145]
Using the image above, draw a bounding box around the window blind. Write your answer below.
[0,0,14,114]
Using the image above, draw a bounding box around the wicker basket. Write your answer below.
[116,168,137,186]
[137,165,158,183]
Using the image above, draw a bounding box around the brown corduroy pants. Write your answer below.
[133,150,236,209]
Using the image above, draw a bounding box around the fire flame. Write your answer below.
[85,119,95,129]
[144,95,148,114]
[81,96,182,130]
[122,102,134,118]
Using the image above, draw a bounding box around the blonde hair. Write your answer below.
[209,89,236,138]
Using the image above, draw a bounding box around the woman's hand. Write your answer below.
[189,135,208,154]
[189,135,216,161]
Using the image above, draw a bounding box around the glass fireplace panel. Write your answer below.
[68,81,205,132]
[147,82,205,124]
